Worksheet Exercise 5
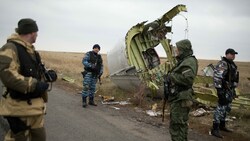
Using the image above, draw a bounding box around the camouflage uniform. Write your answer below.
[168,39,198,141]
[212,54,238,137]
[0,19,48,141]
[82,50,103,107]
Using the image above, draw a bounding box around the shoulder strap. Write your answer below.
[34,51,42,65]
[9,41,38,63]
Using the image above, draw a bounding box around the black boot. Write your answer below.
[89,97,97,106]
[82,97,87,108]
[220,120,233,132]
[211,122,223,138]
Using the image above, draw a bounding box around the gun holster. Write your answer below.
[217,88,233,105]
[4,116,30,134]
[81,71,88,78]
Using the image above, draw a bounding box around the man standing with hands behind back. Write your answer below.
[0,18,49,141]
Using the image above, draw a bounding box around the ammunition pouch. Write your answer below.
[83,68,100,78]
[6,89,43,105]
[84,67,95,73]
[9,90,42,100]
[167,86,193,103]
[4,116,30,134]
[84,62,102,78]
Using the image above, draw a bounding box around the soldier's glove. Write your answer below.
[34,81,49,95]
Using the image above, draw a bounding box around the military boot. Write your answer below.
[82,96,87,108]
[89,97,97,106]
[220,120,233,132]
[211,122,223,138]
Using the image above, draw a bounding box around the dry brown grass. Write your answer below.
[39,51,109,88]
[198,59,250,94]
[40,51,250,94]
[39,51,250,139]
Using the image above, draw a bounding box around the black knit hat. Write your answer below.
[93,44,100,50]
[15,18,38,35]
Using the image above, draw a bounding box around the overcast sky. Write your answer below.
[0,0,249,61]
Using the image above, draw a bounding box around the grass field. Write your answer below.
[39,51,250,139]
[39,51,250,94]
[39,50,250,115]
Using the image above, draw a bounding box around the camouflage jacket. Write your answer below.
[168,39,198,103]
[82,51,103,76]
[168,56,198,102]
[213,57,238,89]
[0,33,45,116]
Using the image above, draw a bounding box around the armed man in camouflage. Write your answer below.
[166,39,198,141]
[0,18,49,141]
[81,44,103,108]
[211,48,239,138]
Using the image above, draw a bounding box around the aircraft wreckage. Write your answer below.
[107,4,250,109]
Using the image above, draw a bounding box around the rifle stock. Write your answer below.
[162,73,170,122]
[162,98,167,122]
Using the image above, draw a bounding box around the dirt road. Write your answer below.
[45,86,170,141]
[1,85,216,141]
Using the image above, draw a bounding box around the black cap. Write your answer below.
[93,44,100,50]
[225,48,238,55]
[15,18,38,35]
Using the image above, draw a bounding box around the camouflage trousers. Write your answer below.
[4,115,45,141]
[169,100,191,141]
[82,72,97,98]
[213,103,231,123]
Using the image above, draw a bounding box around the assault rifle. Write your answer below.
[39,63,57,91]
[39,63,57,83]
[35,51,57,91]
[98,74,102,85]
